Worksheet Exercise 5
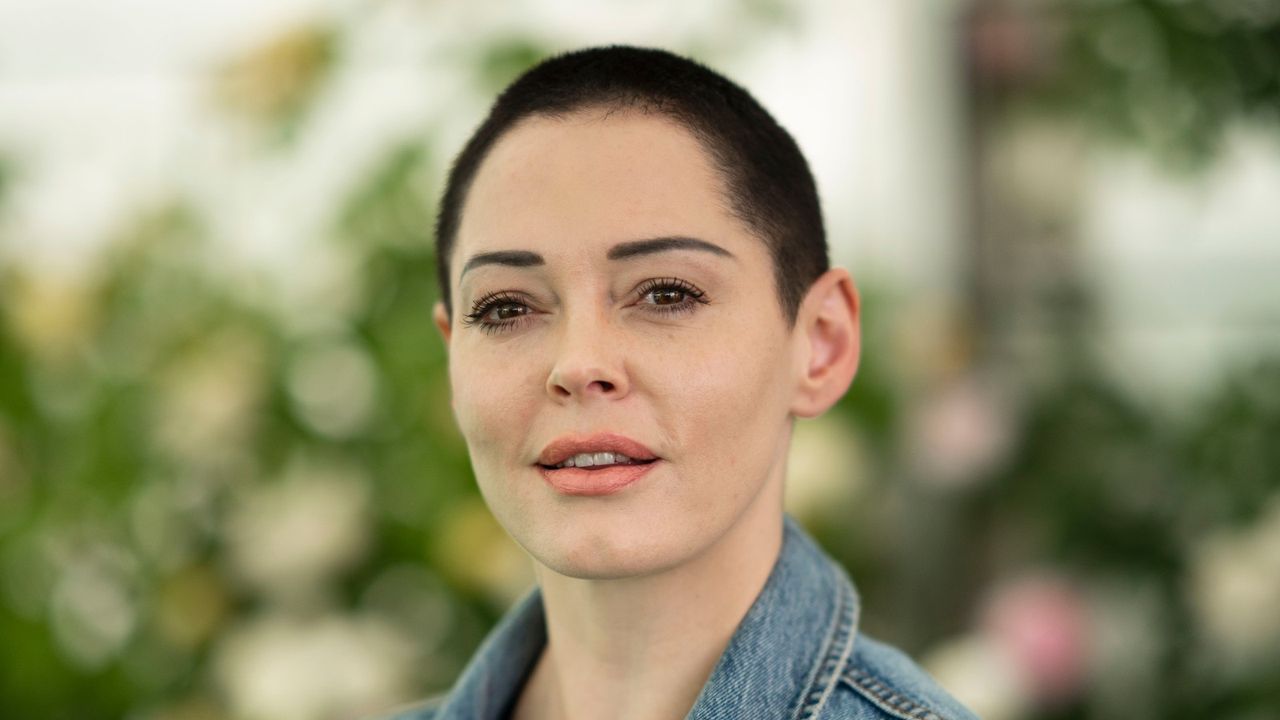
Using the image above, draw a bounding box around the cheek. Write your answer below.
[448,351,541,460]
[661,326,791,467]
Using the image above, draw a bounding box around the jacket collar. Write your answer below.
[432,513,861,719]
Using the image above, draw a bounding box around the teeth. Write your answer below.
[553,451,637,469]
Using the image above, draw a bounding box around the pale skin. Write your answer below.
[432,108,861,720]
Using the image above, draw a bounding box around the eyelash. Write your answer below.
[461,278,710,335]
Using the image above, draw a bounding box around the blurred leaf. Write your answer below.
[0,154,12,208]
[473,38,552,96]
[213,23,339,144]
[1181,359,1280,528]
[338,141,434,250]
[978,0,1280,169]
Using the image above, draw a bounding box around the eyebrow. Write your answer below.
[459,236,736,279]
[460,250,543,277]
[607,236,735,262]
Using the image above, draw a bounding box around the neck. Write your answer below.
[515,479,785,720]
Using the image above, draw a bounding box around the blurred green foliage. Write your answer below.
[987,0,1280,168]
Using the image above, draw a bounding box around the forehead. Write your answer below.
[454,109,748,272]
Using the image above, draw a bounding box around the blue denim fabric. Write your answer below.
[374,514,978,720]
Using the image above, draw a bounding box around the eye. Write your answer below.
[635,277,709,316]
[462,291,534,335]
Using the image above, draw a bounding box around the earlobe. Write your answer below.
[433,301,453,345]
[791,268,861,419]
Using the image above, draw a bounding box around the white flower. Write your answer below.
[153,328,265,467]
[2,268,97,364]
[225,456,371,599]
[213,612,416,720]
[285,337,378,439]
[785,414,867,524]
[1188,494,1280,671]
[49,544,139,669]
[923,633,1032,720]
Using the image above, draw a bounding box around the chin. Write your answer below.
[525,521,692,581]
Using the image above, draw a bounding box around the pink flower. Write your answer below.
[982,574,1090,705]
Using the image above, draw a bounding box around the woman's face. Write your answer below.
[434,110,806,580]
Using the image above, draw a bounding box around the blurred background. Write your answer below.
[1,0,1278,718]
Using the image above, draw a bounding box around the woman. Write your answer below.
[377,45,977,720]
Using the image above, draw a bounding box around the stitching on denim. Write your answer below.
[787,576,843,720]
[842,666,948,720]
[792,566,857,720]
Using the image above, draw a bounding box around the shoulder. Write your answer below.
[360,693,447,720]
[823,633,979,720]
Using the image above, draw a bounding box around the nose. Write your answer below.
[546,307,629,402]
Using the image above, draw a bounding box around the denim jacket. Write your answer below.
[375,514,978,720]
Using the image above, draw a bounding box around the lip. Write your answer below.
[534,432,661,497]
[537,461,661,496]
[535,433,660,467]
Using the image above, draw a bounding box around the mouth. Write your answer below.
[535,432,660,468]
[534,433,662,495]
[536,458,661,496]
[537,453,659,471]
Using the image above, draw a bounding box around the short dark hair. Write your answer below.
[435,44,829,329]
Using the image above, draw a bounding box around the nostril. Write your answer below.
[548,372,622,398]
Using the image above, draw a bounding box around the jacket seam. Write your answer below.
[841,666,948,720]
[791,564,858,720]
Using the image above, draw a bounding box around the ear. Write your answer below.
[433,300,453,345]
[789,267,861,419]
